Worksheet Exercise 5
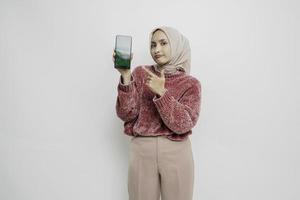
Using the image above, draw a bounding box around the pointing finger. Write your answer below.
[143,66,156,77]
[160,69,165,77]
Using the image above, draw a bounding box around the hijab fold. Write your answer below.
[149,26,191,74]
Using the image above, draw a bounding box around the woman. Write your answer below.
[113,26,201,200]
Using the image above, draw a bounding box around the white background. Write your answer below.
[0,0,299,200]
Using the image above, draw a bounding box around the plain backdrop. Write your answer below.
[0,0,299,200]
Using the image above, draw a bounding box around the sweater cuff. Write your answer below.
[153,89,172,109]
[118,75,134,92]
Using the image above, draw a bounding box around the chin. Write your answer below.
[155,59,167,65]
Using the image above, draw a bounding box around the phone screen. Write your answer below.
[114,35,132,69]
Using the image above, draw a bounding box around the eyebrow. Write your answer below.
[151,39,167,43]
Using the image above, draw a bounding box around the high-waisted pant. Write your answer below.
[128,135,194,200]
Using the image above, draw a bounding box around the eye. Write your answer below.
[161,42,167,45]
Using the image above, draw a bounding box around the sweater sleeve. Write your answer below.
[115,72,140,122]
[153,80,201,134]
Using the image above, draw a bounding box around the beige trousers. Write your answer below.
[128,135,194,200]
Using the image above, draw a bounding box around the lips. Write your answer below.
[155,55,163,58]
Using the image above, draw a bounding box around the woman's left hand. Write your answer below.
[143,67,167,97]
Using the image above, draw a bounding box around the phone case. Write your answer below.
[114,35,132,69]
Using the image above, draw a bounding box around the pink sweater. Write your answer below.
[115,65,201,141]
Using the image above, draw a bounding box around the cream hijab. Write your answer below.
[149,26,191,74]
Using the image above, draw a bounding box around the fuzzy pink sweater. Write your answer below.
[115,65,201,141]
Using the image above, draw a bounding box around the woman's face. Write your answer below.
[150,30,171,66]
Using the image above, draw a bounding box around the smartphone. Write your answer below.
[114,35,132,69]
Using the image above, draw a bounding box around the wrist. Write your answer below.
[157,88,167,97]
[121,74,132,85]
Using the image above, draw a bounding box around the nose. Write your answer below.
[154,45,162,53]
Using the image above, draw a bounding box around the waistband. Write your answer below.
[134,134,166,138]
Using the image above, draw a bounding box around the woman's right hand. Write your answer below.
[113,50,133,84]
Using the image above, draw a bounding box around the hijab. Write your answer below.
[149,26,191,74]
